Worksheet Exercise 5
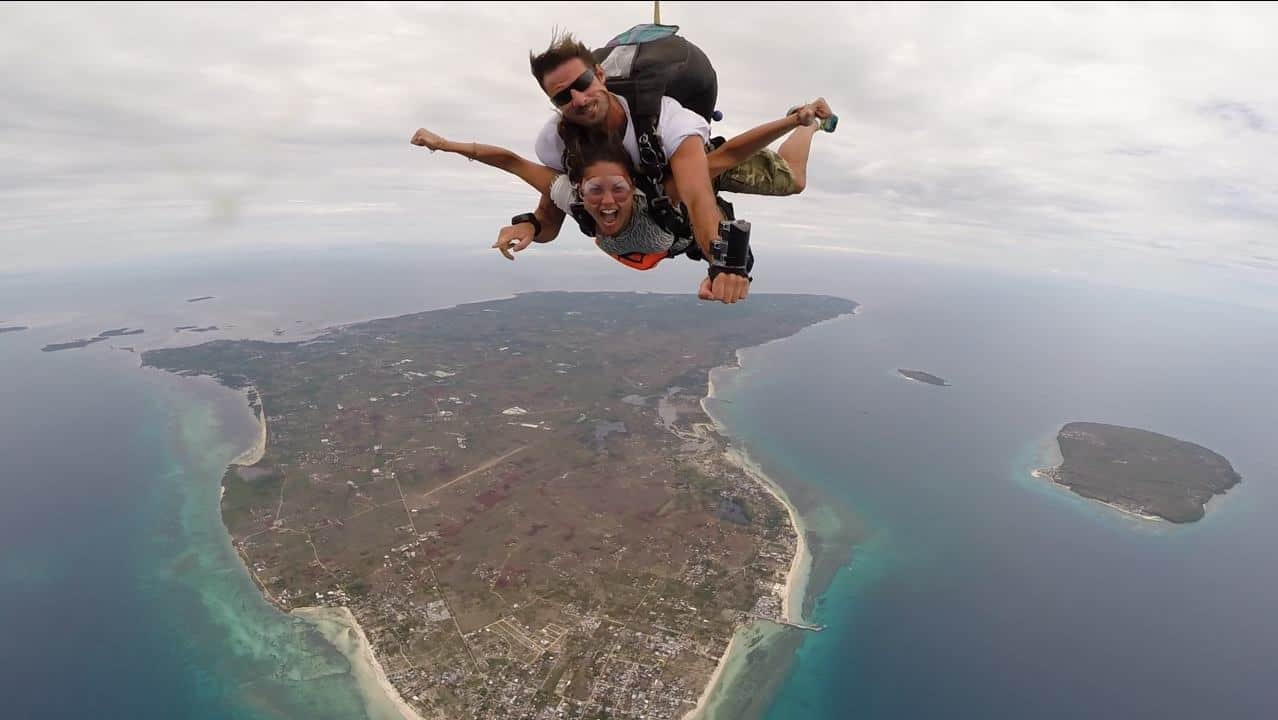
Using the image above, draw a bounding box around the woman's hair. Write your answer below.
[575,141,638,183]
[557,120,636,184]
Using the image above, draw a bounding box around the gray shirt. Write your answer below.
[596,192,692,258]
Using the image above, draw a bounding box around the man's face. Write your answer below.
[543,59,609,127]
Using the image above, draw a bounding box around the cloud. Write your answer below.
[1,1,1277,302]
[1200,100,1271,134]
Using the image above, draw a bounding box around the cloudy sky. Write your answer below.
[3,2,1276,304]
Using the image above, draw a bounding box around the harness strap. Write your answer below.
[634,113,696,242]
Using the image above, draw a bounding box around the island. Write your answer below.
[187,296,216,303]
[174,325,220,333]
[42,337,108,352]
[898,369,949,386]
[97,327,145,337]
[142,291,857,720]
[42,327,145,352]
[1034,422,1241,523]
[0,325,28,334]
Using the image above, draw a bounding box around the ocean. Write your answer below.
[2,246,1275,719]
[705,262,1278,720]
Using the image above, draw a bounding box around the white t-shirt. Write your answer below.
[549,174,575,213]
[534,94,710,174]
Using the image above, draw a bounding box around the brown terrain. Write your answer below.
[142,291,856,719]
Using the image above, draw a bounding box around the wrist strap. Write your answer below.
[510,212,542,237]
[708,265,752,283]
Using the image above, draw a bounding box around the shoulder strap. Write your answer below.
[632,113,694,241]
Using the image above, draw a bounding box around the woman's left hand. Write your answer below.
[410,128,447,152]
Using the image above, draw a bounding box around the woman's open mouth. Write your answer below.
[599,208,620,232]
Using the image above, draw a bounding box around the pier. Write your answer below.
[751,614,825,632]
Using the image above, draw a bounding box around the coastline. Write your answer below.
[205,298,855,720]
[1031,466,1163,523]
[229,385,266,468]
[704,351,813,623]
[678,344,822,720]
[220,386,427,720]
[291,606,428,720]
[725,445,811,622]
[679,627,743,720]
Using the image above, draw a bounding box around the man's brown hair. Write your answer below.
[529,28,597,91]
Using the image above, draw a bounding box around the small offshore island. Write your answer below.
[898,369,949,386]
[175,325,220,333]
[142,291,856,720]
[1035,422,1241,523]
[42,327,144,352]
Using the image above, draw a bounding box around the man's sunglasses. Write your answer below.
[550,68,596,107]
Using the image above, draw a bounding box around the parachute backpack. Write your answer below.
[593,24,719,126]
[565,24,721,244]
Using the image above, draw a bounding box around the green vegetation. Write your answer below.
[1046,421,1242,523]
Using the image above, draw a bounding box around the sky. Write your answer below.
[2,2,1276,306]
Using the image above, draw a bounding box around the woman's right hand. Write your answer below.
[493,223,535,261]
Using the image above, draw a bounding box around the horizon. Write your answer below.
[3,2,1276,312]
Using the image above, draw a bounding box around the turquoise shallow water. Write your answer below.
[0,249,509,720]
[0,337,381,719]
[705,266,1278,720]
[3,248,1275,720]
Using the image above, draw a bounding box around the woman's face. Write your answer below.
[581,161,635,236]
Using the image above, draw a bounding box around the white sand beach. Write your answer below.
[679,630,742,720]
[215,388,424,720]
[704,363,812,623]
[678,620,792,720]
[724,445,811,622]
[230,385,266,467]
[678,356,816,720]
[292,606,428,720]
[1032,465,1163,522]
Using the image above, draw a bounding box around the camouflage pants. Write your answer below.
[715,148,800,196]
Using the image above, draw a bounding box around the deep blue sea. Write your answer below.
[2,245,1275,719]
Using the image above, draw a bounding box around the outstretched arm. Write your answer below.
[707,114,807,179]
[706,99,832,179]
[669,136,749,304]
[410,128,558,196]
[669,135,720,261]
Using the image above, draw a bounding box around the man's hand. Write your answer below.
[790,97,834,127]
[698,273,750,304]
[493,223,535,260]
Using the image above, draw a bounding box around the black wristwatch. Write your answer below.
[511,212,542,238]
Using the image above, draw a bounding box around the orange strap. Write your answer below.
[609,250,670,271]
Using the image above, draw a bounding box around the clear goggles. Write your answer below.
[581,175,633,200]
